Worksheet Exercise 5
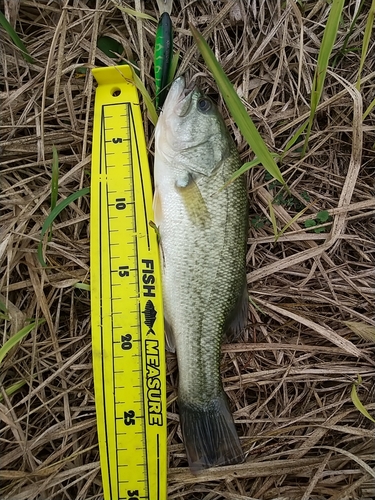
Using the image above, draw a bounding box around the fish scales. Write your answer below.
[154,76,248,472]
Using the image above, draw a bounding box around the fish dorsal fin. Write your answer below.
[175,174,210,227]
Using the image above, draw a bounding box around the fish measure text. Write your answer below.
[142,259,156,297]
[145,339,163,425]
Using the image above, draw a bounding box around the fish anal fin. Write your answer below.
[179,393,244,473]
[225,277,248,340]
[164,318,175,353]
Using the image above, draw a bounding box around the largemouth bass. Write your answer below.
[153,76,248,471]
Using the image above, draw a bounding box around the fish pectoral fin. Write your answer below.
[152,186,163,227]
[175,177,210,227]
[225,276,249,339]
[179,394,244,473]
[164,318,175,353]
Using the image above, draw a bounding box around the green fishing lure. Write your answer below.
[154,12,173,109]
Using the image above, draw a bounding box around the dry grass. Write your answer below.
[1,1,374,499]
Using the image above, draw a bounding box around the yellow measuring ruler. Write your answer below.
[90,65,167,500]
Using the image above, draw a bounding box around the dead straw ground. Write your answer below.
[0,1,374,499]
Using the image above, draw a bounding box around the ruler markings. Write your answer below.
[157,433,160,499]
[133,236,140,295]
[133,234,149,497]
[107,103,129,495]
[100,107,104,176]
[138,300,150,500]
[128,104,137,236]
[103,111,110,175]
[105,171,120,497]
[99,184,114,500]
[108,101,146,495]
[129,105,150,251]
[99,114,113,496]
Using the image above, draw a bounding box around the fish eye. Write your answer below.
[197,97,212,113]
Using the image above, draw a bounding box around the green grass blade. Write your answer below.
[302,0,345,155]
[330,0,365,67]
[0,11,33,63]
[356,0,375,90]
[0,379,28,402]
[222,155,279,191]
[74,283,90,291]
[190,24,284,185]
[275,203,311,243]
[37,187,90,267]
[226,159,264,184]
[168,51,180,84]
[131,69,158,125]
[0,300,8,314]
[281,120,308,158]
[363,97,375,120]
[351,375,375,423]
[0,319,44,365]
[97,36,124,59]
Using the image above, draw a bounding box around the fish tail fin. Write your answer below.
[179,393,244,472]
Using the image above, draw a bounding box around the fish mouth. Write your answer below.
[168,75,198,117]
